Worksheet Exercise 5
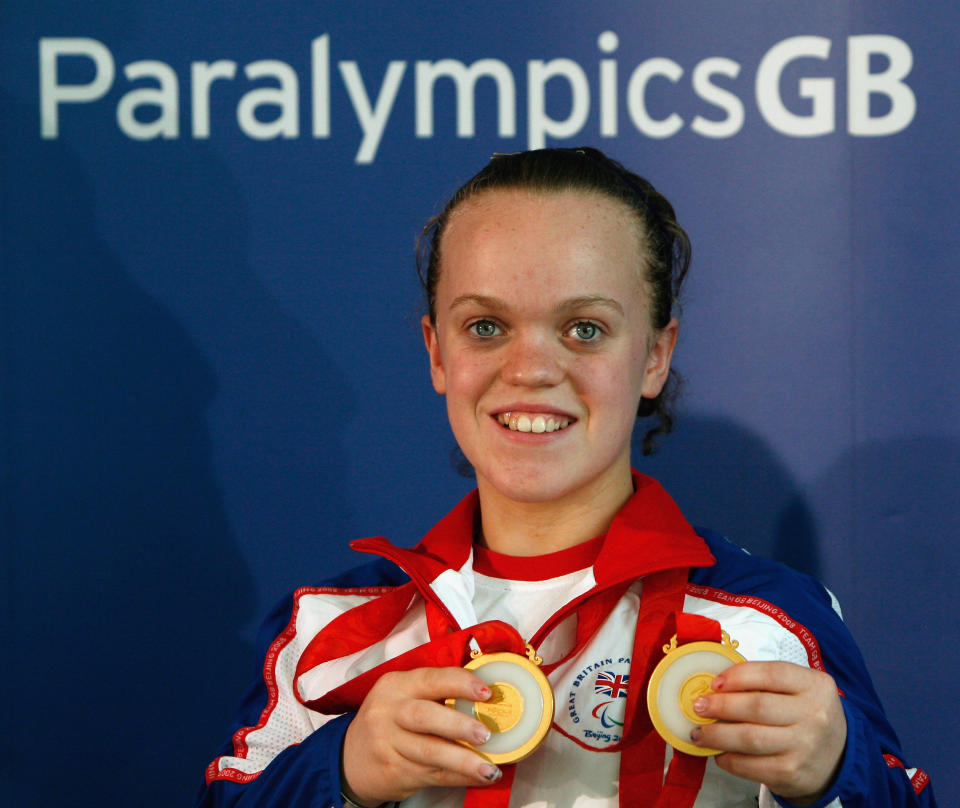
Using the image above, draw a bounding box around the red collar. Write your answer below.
[472,533,605,580]
[350,471,715,594]
[308,472,716,808]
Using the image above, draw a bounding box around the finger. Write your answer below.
[711,750,829,802]
[395,697,492,746]
[711,750,794,786]
[691,690,800,726]
[396,729,503,786]
[384,666,492,702]
[692,721,793,757]
[710,661,822,696]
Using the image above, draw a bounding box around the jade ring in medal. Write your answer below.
[446,645,554,764]
[646,631,745,756]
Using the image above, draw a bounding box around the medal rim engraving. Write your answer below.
[646,638,746,757]
[446,650,554,764]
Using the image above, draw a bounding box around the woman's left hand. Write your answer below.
[688,661,847,806]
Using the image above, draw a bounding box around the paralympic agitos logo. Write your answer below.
[567,657,631,747]
[38,31,916,164]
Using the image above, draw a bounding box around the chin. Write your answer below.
[476,463,594,505]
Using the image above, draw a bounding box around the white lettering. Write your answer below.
[527,58,590,149]
[34,32,919,159]
[312,35,330,138]
[598,31,619,137]
[237,60,300,139]
[691,57,743,138]
[847,35,915,136]
[191,61,237,138]
[40,37,115,138]
[755,35,834,136]
[415,59,516,138]
[117,60,178,140]
[339,60,407,164]
[627,57,683,138]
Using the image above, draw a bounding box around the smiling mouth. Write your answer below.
[496,412,574,434]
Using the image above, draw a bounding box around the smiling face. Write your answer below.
[422,188,677,513]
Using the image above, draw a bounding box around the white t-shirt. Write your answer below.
[402,537,624,808]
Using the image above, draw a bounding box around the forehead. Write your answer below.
[437,188,648,299]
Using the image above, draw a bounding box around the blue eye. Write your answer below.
[471,319,500,337]
[570,321,600,340]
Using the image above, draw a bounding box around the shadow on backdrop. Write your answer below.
[637,413,819,577]
[794,435,958,805]
[0,95,251,806]
[641,416,954,801]
[1,95,355,806]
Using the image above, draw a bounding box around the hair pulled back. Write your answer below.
[416,147,691,455]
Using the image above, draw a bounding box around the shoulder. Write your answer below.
[255,558,411,652]
[688,530,924,800]
[686,528,846,672]
[307,556,411,592]
[692,528,839,617]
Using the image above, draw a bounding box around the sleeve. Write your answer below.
[694,532,936,808]
[764,576,937,808]
[195,713,353,808]
[195,560,409,808]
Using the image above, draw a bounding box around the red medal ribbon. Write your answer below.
[620,606,724,808]
[298,616,527,714]
[618,569,690,803]
[294,575,719,807]
[675,612,722,646]
[292,474,719,807]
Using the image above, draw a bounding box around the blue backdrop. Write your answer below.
[2,2,956,805]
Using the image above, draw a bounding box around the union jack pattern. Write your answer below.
[594,671,628,698]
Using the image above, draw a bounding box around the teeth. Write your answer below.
[497,412,572,434]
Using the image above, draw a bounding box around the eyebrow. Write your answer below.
[448,293,624,316]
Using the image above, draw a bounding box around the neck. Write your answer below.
[475,469,635,556]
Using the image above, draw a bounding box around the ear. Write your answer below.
[641,318,678,399]
[421,314,447,395]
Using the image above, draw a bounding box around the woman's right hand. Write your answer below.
[340,666,502,806]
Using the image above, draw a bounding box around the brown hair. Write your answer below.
[417,147,691,455]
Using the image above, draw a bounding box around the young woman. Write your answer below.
[197,148,934,808]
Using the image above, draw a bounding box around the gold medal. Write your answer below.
[446,644,554,764]
[646,631,745,756]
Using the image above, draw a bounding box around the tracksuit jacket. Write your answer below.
[196,473,935,808]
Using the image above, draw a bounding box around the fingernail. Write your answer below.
[690,727,703,742]
[711,675,724,691]
[693,697,708,714]
[476,684,492,699]
[479,764,502,782]
[474,725,492,745]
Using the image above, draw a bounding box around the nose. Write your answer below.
[500,332,565,387]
